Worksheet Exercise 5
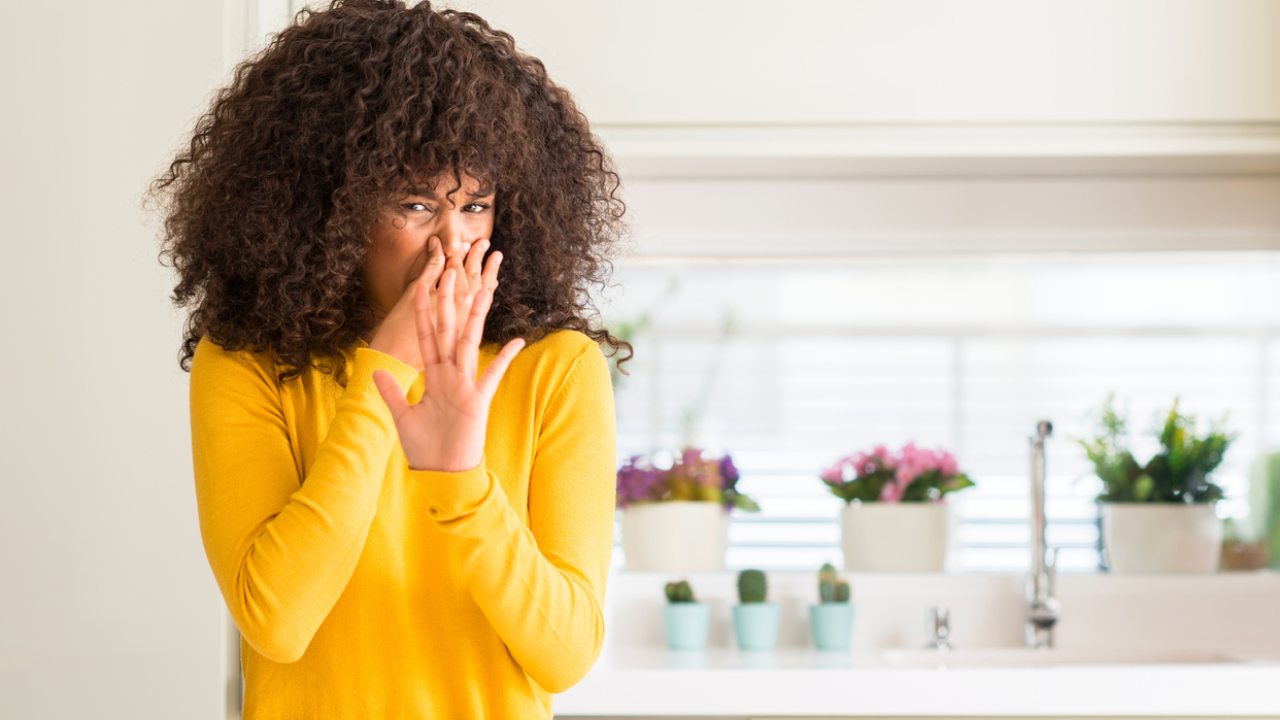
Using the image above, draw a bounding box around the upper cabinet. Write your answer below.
[454,0,1280,179]
[461,0,1280,126]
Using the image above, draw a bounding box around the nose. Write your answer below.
[433,213,471,260]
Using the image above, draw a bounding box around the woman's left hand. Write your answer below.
[371,254,525,472]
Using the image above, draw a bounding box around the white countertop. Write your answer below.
[557,572,1280,717]
[555,647,1280,717]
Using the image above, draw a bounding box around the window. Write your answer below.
[597,251,1280,573]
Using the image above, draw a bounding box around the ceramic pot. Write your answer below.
[731,603,780,651]
[621,501,730,572]
[840,502,951,572]
[808,603,855,651]
[662,602,711,650]
[1101,502,1222,573]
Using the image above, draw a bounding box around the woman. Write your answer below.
[148,1,631,716]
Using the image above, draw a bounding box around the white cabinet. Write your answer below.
[463,0,1280,126]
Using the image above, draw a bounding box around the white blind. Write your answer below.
[598,252,1280,573]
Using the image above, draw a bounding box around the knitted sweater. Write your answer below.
[189,329,616,718]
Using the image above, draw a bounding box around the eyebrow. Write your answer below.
[403,185,495,199]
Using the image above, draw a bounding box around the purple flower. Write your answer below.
[615,455,666,509]
[719,454,740,485]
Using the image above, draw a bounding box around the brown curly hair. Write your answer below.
[146,0,632,386]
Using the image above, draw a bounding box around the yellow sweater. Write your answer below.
[189,329,617,719]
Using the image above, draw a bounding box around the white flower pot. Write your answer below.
[840,502,951,572]
[1101,502,1222,573]
[621,501,729,572]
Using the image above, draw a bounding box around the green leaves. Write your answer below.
[900,471,975,502]
[1081,394,1234,504]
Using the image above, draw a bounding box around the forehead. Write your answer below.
[405,169,492,194]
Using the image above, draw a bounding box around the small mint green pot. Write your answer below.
[662,603,711,650]
[732,602,780,651]
[809,603,855,651]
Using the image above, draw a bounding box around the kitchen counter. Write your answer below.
[555,647,1280,717]
[555,571,1280,718]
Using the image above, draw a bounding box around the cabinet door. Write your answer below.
[462,0,1280,126]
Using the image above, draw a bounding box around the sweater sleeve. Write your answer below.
[189,339,421,664]
[405,338,617,694]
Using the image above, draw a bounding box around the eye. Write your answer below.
[463,203,492,213]
[400,202,434,213]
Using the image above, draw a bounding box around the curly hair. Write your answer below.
[146,0,632,387]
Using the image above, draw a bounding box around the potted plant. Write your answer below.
[731,569,778,651]
[1080,395,1234,573]
[820,443,975,572]
[809,563,854,651]
[617,447,760,572]
[661,580,711,651]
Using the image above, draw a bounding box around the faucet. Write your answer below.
[925,606,952,651]
[1026,420,1060,649]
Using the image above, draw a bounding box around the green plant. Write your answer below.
[737,569,767,603]
[664,579,695,603]
[1079,394,1235,504]
[817,562,851,604]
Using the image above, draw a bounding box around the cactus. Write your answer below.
[818,562,852,604]
[833,580,851,603]
[664,579,695,603]
[737,568,767,603]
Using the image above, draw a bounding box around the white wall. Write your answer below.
[1,1,232,718]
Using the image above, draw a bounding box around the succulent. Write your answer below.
[664,579,695,603]
[737,568,767,604]
[817,562,851,604]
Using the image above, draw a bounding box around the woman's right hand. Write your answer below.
[368,236,500,371]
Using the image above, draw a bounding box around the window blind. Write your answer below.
[599,252,1280,573]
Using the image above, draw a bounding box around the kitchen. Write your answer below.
[1,1,1277,718]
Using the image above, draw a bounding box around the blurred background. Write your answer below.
[2,0,1278,717]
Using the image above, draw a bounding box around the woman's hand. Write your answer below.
[370,257,525,472]
[368,236,491,371]
[446,237,490,336]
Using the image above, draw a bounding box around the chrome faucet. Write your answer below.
[926,606,953,651]
[1026,420,1060,649]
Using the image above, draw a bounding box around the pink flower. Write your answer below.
[879,478,905,502]
[939,451,958,477]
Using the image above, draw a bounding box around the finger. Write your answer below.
[414,279,442,366]
[458,279,495,380]
[465,238,488,289]
[436,266,458,363]
[447,252,472,330]
[422,235,447,283]
[477,336,526,404]
[371,369,410,421]
[480,250,502,291]
[445,252,468,293]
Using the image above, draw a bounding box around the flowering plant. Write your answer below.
[820,442,975,503]
[616,447,760,512]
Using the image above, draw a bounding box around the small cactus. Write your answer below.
[664,579,695,603]
[818,562,852,604]
[833,580,851,603]
[737,568,767,603]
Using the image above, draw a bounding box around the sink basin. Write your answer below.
[881,647,1237,668]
